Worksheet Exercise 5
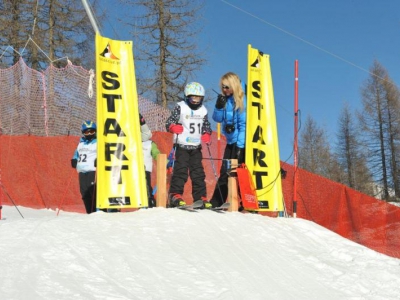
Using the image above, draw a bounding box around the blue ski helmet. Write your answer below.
[81,120,97,133]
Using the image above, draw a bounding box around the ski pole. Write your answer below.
[172,123,181,174]
[92,170,97,213]
[0,183,24,219]
[171,130,180,173]
[206,143,224,202]
[166,132,180,207]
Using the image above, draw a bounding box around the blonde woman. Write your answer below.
[210,72,247,208]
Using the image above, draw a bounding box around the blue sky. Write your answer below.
[99,0,400,163]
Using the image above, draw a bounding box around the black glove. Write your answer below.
[71,159,77,168]
[215,94,227,109]
[236,147,244,164]
[94,158,97,167]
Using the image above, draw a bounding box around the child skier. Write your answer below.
[165,82,212,208]
[71,120,97,214]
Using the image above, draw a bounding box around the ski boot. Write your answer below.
[200,197,212,209]
[169,194,186,208]
[148,197,157,208]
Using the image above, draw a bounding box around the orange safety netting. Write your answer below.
[1,58,399,260]
[281,161,400,259]
[1,134,400,259]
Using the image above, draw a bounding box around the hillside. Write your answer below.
[1,205,399,300]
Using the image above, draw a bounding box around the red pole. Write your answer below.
[293,60,299,218]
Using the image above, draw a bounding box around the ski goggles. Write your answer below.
[188,95,203,104]
[83,129,96,136]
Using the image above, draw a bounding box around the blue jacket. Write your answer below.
[212,93,247,148]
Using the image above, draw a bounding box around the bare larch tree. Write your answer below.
[336,102,374,195]
[0,0,99,70]
[358,60,400,200]
[298,114,343,180]
[120,0,206,108]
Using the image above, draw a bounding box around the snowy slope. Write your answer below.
[1,206,400,300]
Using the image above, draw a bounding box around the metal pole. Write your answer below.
[81,0,101,34]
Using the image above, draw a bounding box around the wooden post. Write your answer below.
[227,159,238,212]
[156,154,167,207]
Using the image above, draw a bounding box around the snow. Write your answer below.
[1,206,400,300]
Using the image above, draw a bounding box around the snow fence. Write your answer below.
[1,133,400,259]
[1,58,399,259]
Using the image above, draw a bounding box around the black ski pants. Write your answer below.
[79,171,96,214]
[169,146,206,201]
[210,143,244,207]
[145,170,156,208]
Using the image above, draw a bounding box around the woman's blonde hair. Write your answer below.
[220,72,245,112]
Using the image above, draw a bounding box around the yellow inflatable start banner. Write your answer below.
[246,44,283,212]
[95,34,148,209]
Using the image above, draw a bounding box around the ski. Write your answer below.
[172,200,229,212]
[175,200,204,211]
[196,202,230,213]
[192,200,206,208]
[209,202,230,212]
[212,202,230,210]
